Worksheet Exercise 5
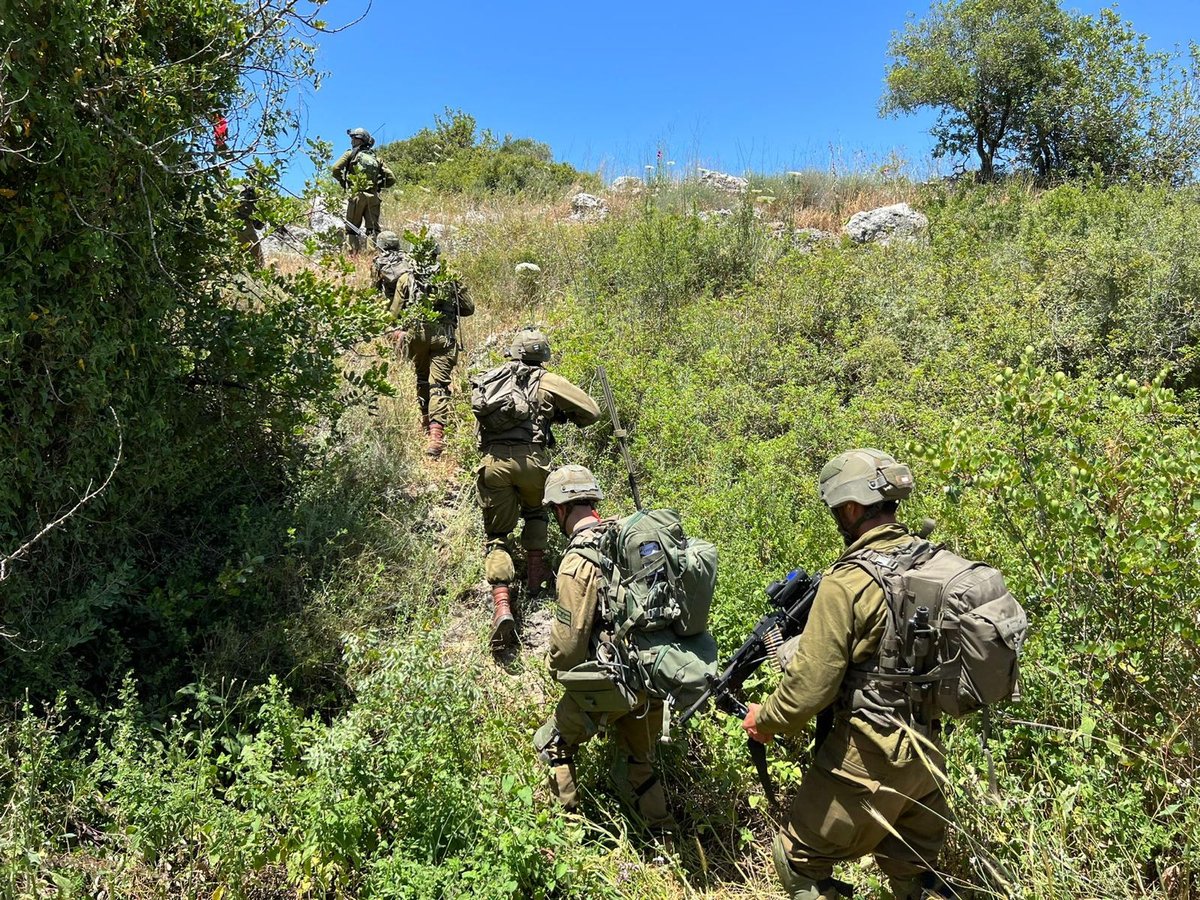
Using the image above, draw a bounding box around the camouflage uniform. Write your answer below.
[533,514,673,832]
[478,372,599,583]
[756,524,949,899]
[474,332,599,627]
[237,182,264,268]
[331,128,395,253]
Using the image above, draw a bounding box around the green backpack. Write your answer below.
[470,361,544,439]
[564,509,719,741]
[355,151,395,190]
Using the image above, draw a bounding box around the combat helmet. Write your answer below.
[347,127,375,148]
[508,327,551,364]
[818,448,914,509]
[543,465,605,506]
[376,230,402,251]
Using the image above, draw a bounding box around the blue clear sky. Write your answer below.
[283,0,1200,187]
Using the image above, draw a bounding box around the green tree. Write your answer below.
[883,0,1200,183]
[0,1,388,696]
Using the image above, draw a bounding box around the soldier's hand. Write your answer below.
[742,703,773,744]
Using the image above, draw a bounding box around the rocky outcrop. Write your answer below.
[261,196,344,258]
[569,192,609,222]
[843,203,928,245]
[698,168,749,194]
[610,176,643,193]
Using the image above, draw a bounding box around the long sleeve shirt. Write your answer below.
[754,523,914,736]
[547,524,605,674]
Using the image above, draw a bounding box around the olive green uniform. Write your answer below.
[237,183,264,268]
[331,148,395,251]
[755,523,949,892]
[533,521,673,829]
[390,271,472,426]
[477,373,600,584]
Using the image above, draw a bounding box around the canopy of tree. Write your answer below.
[883,0,1200,183]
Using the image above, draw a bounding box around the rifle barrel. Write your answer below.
[597,366,643,510]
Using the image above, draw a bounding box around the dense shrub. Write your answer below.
[377,109,598,197]
[0,3,394,699]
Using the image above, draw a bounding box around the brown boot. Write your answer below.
[425,421,445,457]
[490,584,515,647]
[526,549,551,598]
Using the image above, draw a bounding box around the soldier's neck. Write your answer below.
[567,508,602,535]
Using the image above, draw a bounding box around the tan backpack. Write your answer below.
[845,539,1028,719]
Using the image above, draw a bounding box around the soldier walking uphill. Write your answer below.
[331,127,396,253]
[470,330,599,647]
[533,465,676,838]
[742,450,958,900]
[378,235,474,457]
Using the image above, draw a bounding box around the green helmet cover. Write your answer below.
[509,327,551,363]
[818,448,914,509]
[543,465,604,506]
[376,230,402,250]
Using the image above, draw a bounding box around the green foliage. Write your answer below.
[884,0,1200,183]
[377,109,598,197]
[0,1,395,699]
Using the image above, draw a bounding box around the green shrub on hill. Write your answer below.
[377,109,599,197]
[0,2,392,701]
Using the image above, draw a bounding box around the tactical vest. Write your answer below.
[473,361,551,447]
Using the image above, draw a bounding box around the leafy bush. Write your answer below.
[0,1,393,699]
[377,109,598,197]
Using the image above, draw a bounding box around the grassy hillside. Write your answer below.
[3,174,1198,899]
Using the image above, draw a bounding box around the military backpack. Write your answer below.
[354,151,395,191]
[471,361,545,440]
[843,539,1028,720]
[375,251,412,299]
[559,509,719,741]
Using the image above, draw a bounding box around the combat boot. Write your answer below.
[490,584,515,647]
[526,549,551,598]
[888,873,957,899]
[774,836,854,899]
[547,756,578,811]
[425,422,445,457]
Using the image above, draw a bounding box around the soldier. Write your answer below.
[390,240,472,457]
[533,465,676,840]
[741,449,955,900]
[331,127,396,253]
[372,230,411,305]
[236,178,265,268]
[472,330,599,646]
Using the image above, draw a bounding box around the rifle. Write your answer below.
[268,175,366,237]
[678,566,824,807]
[596,366,642,510]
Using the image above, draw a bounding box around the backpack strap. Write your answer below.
[837,538,946,727]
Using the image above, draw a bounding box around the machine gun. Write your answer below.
[678,567,824,806]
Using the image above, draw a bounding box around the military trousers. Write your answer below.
[776,716,949,886]
[534,691,673,831]
[476,443,551,585]
[345,192,381,250]
[403,331,457,425]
